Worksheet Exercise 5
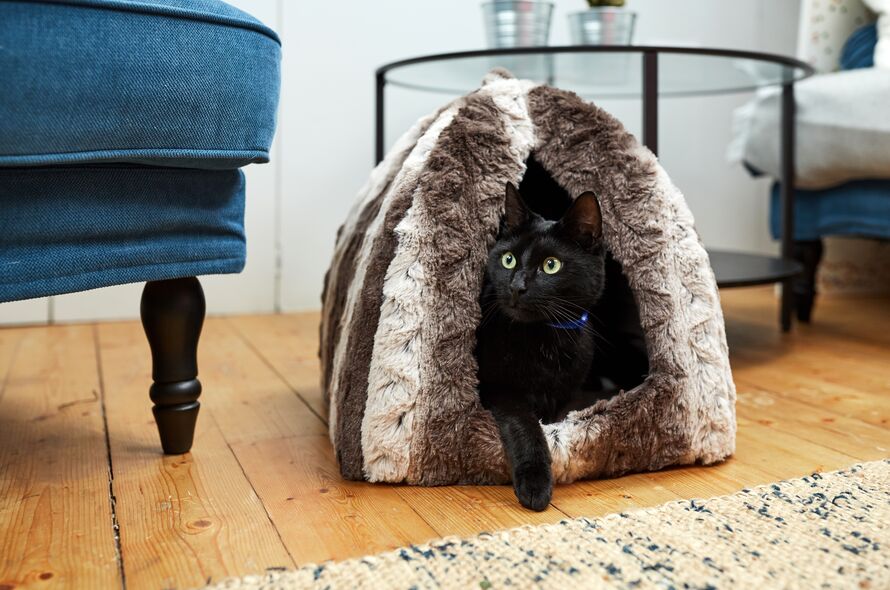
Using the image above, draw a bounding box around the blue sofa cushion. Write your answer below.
[0,0,281,169]
[840,23,877,70]
[770,179,890,241]
[0,166,246,302]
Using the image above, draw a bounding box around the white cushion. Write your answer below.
[728,68,890,189]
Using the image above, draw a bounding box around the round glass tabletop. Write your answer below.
[379,46,814,98]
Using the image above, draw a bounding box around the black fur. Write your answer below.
[476,174,648,511]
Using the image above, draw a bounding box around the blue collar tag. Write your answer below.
[546,311,589,330]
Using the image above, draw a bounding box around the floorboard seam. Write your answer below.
[735,380,889,442]
[211,407,298,572]
[0,331,24,406]
[221,319,451,551]
[740,421,870,462]
[735,377,889,418]
[225,317,328,426]
[93,324,127,590]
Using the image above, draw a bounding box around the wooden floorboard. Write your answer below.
[96,321,294,590]
[229,435,440,563]
[0,287,887,589]
[195,318,439,565]
[228,320,565,562]
[0,326,120,589]
[392,483,569,537]
[227,316,326,422]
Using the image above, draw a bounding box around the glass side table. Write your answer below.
[375,46,815,330]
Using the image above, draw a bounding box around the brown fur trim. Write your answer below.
[321,110,444,471]
[332,177,425,480]
[320,194,384,404]
[404,91,530,484]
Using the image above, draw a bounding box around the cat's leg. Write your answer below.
[487,401,553,511]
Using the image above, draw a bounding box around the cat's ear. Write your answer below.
[559,191,602,247]
[502,182,529,231]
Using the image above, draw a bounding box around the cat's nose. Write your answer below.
[510,275,527,303]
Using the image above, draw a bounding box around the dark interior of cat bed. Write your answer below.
[320,70,736,485]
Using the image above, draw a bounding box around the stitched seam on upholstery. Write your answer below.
[10,0,281,44]
[0,256,245,287]
[0,148,270,160]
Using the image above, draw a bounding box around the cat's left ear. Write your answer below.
[559,191,602,247]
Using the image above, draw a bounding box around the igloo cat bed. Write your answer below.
[320,70,736,485]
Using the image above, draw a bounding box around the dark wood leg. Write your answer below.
[792,239,823,323]
[141,277,205,454]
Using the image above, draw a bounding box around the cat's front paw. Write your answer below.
[513,464,553,511]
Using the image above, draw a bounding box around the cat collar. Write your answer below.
[546,311,589,330]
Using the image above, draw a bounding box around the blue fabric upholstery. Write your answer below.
[0,0,280,168]
[770,180,890,241]
[0,167,246,302]
[0,0,280,303]
[768,24,889,243]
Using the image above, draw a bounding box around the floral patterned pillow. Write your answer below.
[797,0,876,72]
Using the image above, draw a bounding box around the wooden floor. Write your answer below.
[1,287,888,590]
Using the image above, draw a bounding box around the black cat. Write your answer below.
[476,181,647,511]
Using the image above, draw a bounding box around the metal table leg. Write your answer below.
[375,71,385,165]
[780,83,796,332]
[642,51,658,156]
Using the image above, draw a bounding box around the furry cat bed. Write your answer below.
[320,70,736,485]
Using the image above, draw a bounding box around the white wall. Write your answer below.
[0,0,800,325]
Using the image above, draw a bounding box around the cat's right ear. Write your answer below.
[558,191,603,248]
[503,182,529,231]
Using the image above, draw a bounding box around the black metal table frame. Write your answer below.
[375,46,815,330]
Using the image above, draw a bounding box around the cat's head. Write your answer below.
[485,182,606,323]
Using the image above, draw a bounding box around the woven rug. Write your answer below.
[207,460,889,590]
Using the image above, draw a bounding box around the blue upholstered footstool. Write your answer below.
[0,0,281,453]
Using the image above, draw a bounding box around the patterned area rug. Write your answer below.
[206,460,889,589]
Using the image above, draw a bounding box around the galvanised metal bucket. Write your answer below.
[568,8,636,45]
[482,1,554,48]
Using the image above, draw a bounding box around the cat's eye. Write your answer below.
[542,257,562,274]
[501,252,516,269]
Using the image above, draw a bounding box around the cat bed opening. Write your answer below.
[514,153,650,409]
[321,70,736,485]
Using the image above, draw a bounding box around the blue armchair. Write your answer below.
[0,0,281,453]
[732,11,890,323]
[771,23,890,321]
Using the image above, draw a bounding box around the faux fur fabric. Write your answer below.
[320,72,736,485]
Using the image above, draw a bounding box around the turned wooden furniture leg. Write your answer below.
[141,277,205,454]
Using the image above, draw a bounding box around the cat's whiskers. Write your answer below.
[544,301,612,352]
[535,304,585,349]
[547,299,607,341]
[553,296,612,347]
[536,305,572,348]
[478,301,500,329]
